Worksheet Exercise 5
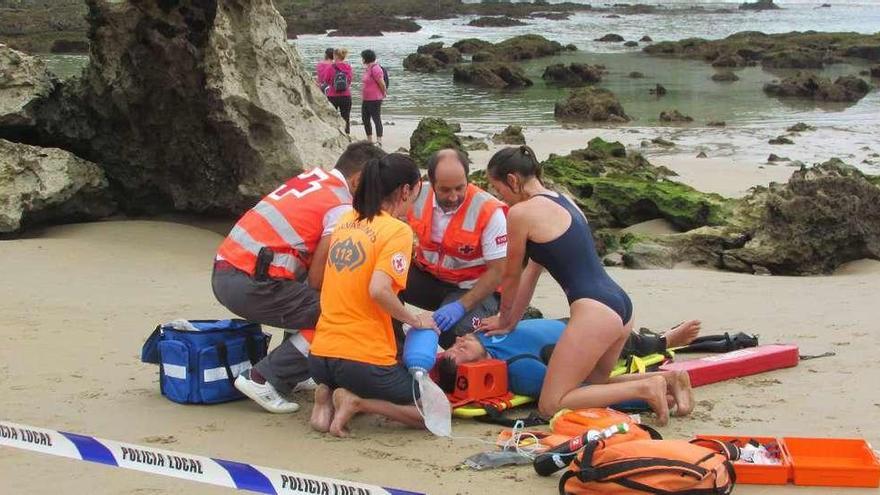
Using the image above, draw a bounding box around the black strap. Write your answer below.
[244,335,259,365]
[473,408,548,428]
[157,344,166,397]
[214,342,235,386]
[558,470,578,495]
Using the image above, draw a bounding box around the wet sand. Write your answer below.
[2,219,879,494]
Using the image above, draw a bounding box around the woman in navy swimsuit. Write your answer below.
[477,146,693,425]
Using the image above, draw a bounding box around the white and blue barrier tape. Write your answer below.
[1,420,424,495]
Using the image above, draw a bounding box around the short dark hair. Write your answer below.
[361,49,377,63]
[436,355,458,394]
[324,47,334,60]
[352,153,421,221]
[426,148,470,183]
[334,141,386,177]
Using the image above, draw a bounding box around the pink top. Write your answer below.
[315,61,332,88]
[324,62,353,97]
[361,63,386,102]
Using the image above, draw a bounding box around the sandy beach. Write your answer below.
[2,195,879,494]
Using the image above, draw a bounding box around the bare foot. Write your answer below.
[642,375,670,426]
[309,384,334,433]
[329,388,361,438]
[665,320,702,348]
[666,371,694,417]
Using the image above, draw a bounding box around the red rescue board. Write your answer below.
[660,344,799,387]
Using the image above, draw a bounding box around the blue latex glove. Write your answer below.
[433,301,466,333]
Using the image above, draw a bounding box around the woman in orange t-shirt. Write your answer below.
[309,153,436,437]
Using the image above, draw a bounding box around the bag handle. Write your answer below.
[214,342,236,386]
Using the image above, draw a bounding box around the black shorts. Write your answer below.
[308,355,417,405]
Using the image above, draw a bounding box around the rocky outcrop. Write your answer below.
[285,11,420,37]
[0,44,52,129]
[541,63,603,86]
[643,31,880,68]
[711,71,739,82]
[452,38,494,54]
[531,12,571,20]
[554,87,629,122]
[409,117,465,167]
[494,34,569,61]
[624,41,639,48]
[595,34,624,42]
[769,136,794,145]
[659,110,693,122]
[492,125,525,145]
[468,16,526,27]
[763,72,871,103]
[0,139,115,233]
[541,139,727,231]
[787,122,815,132]
[640,36,653,42]
[707,121,727,127]
[650,84,667,96]
[739,0,780,10]
[403,43,462,72]
[628,71,645,79]
[6,0,348,216]
[623,243,676,269]
[0,0,88,54]
[453,62,532,89]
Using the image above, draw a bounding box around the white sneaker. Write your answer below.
[293,378,318,393]
[234,372,300,414]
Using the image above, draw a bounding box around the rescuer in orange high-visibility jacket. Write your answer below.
[404,149,509,349]
[212,141,386,414]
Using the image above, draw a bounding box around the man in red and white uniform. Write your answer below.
[212,142,385,413]
[405,149,508,348]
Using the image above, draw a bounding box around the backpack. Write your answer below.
[559,438,739,495]
[332,64,348,92]
[372,63,389,89]
[141,319,271,404]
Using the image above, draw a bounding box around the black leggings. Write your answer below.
[328,95,351,134]
[361,99,383,138]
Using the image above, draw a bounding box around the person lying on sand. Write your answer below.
[439,319,699,418]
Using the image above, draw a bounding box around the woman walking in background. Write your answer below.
[315,47,334,95]
[326,48,353,135]
[360,49,386,146]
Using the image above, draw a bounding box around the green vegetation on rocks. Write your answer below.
[492,125,526,145]
[453,62,533,89]
[468,16,527,28]
[764,72,871,103]
[409,117,466,167]
[542,63,603,86]
[643,31,880,69]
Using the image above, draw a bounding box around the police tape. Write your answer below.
[0,420,424,495]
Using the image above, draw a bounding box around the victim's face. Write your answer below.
[443,334,485,365]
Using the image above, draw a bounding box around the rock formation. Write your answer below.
[711,71,739,82]
[453,62,533,89]
[0,44,52,129]
[468,16,526,27]
[409,117,465,167]
[492,125,526,145]
[554,87,629,122]
[541,63,603,86]
[739,0,780,10]
[3,0,348,217]
[595,34,625,42]
[659,110,693,122]
[0,139,115,233]
[763,72,871,103]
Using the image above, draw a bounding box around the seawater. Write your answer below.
[41,1,880,171]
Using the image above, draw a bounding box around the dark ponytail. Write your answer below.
[353,153,421,221]
[486,145,542,185]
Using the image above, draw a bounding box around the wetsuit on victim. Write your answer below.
[525,193,633,323]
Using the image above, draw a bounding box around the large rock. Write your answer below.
[659,110,693,122]
[12,0,347,215]
[763,72,871,103]
[739,0,780,10]
[403,53,443,73]
[724,159,880,274]
[409,117,465,167]
[493,34,566,61]
[595,34,625,42]
[0,139,115,233]
[623,242,676,269]
[0,44,53,129]
[468,16,526,27]
[452,38,494,55]
[554,87,629,122]
[541,63,603,86]
[453,62,533,89]
[643,31,880,67]
[492,125,526,145]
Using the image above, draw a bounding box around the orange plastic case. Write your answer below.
[782,437,880,488]
[697,435,880,488]
[450,359,508,403]
[696,435,792,485]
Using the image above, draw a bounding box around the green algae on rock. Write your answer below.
[554,87,629,122]
[409,117,466,167]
